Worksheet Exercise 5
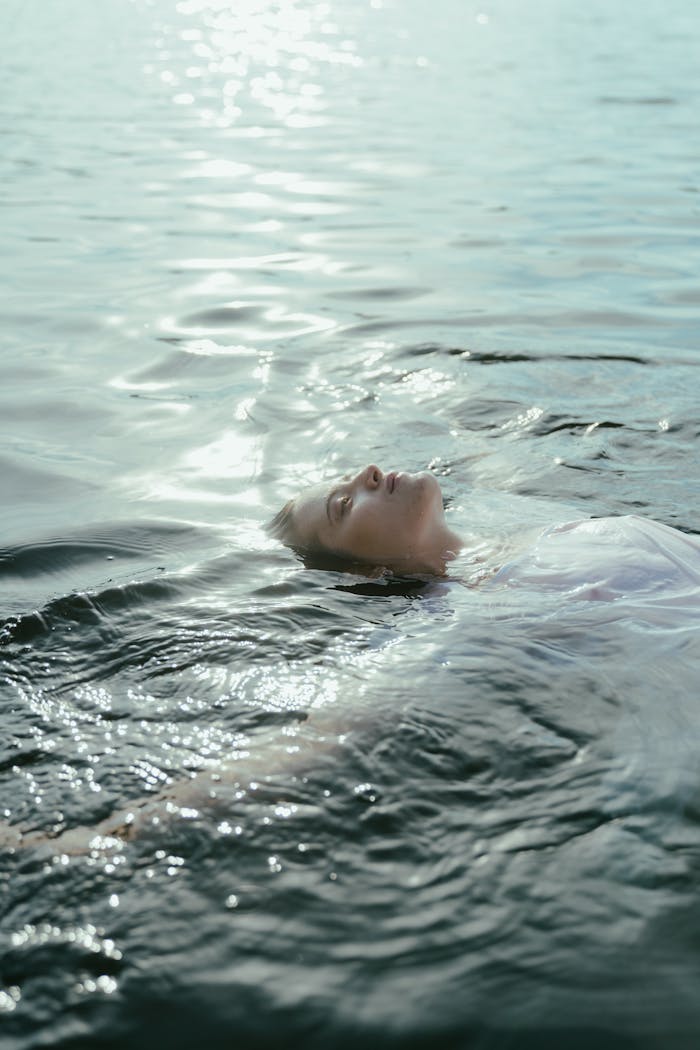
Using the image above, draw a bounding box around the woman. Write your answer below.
[269,464,463,576]
[270,464,700,604]
[5,469,697,855]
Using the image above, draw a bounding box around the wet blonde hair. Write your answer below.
[267,499,298,546]
[267,498,365,572]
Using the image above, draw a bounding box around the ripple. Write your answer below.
[327,285,432,302]
[662,287,700,305]
[178,303,263,327]
[0,522,200,581]
[598,95,678,106]
[163,301,336,339]
[396,344,651,366]
[0,454,96,503]
[342,309,662,337]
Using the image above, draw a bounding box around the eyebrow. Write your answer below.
[325,488,335,524]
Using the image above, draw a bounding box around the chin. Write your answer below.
[407,469,437,487]
[412,471,444,510]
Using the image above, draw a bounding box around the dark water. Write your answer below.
[2,1,700,1047]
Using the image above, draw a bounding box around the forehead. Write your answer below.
[292,482,333,547]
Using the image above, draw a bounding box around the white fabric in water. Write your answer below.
[493,515,700,604]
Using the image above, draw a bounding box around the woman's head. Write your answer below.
[269,464,463,575]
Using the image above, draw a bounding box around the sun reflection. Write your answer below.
[181,158,252,178]
[400,367,453,402]
[10,923,123,989]
[0,987,21,1013]
[500,405,545,432]
[184,428,262,480]
[165,0,361,135]
[247,664,340,714]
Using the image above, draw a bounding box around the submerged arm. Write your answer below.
[1,708,349,856]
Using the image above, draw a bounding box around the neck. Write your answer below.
[442,525,465,560]
[387,526,465,577]
[431,526,465,574]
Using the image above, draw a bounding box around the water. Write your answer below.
[2,0,700,1046]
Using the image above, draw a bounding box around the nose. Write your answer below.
[362,464,383,489]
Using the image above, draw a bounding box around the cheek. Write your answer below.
[344,503,396,552]
[343,489,433,556]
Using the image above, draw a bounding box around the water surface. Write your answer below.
[2,1,700,1047]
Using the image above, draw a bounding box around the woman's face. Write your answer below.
[290,465,458,573]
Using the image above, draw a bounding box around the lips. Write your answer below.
[386,471,398,494]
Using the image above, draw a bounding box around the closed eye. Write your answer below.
[326,488,351,525]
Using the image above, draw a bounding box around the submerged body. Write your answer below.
[4,478,698,856]
[477,513,700,632]
[272,464,700,609]
[491,514,700,602]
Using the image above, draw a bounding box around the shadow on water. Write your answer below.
[332,575,432,598]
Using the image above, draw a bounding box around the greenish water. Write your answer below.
[2,1,700,1047]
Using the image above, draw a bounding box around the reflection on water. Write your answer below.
[2,0,700,1046]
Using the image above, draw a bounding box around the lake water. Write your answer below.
[2,0,700,1047]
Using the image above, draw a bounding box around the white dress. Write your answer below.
[491,515,700,616]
